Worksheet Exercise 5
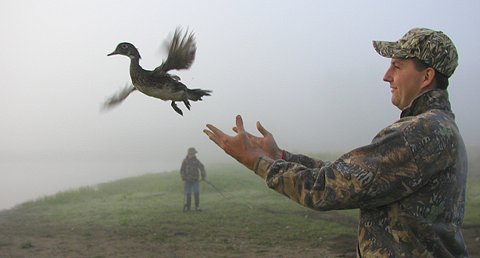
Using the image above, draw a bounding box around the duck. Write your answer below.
[104,28,211,115]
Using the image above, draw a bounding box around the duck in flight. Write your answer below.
[104,28,211,115]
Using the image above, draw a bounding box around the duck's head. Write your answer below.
[108,42,141,59]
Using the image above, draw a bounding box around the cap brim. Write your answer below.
[373,40,415,59]
[373,40,397,58]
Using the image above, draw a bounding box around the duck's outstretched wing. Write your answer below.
[153,28,196,74]
[102,84,137,110]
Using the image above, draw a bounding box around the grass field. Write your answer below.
[0,161,479,257]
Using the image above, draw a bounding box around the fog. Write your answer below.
[1,0,479,210]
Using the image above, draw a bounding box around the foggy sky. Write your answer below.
[1,0,479,209]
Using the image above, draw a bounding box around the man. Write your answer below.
[180,147,206,212]
[203,28,468,257]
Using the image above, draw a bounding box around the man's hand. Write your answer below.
[233,120,283,160]
[203,115,275,170]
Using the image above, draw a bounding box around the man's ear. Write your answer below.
[421,67,436,89]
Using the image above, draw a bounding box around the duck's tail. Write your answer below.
[187,88,212,101]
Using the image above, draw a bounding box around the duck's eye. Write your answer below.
[121,44,128,49]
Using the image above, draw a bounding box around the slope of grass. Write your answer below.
[1,161,478,257]
[3,163,357,246]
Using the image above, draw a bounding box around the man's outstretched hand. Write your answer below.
[233,119,283,161]
[203,115,282,171]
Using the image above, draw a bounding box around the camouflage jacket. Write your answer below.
[180,156,206,181]
[254,89,468,257]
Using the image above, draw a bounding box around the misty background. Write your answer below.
[1,0,479,210]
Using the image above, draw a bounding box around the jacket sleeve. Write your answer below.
[180,159,186,180]
[253,119,451,211]
[198,161,206,180]
[283,151,326,168]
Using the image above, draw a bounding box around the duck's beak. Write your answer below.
[107,51,118,56]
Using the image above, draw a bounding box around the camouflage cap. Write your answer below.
[373,28,458,77]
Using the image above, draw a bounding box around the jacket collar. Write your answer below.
[400,89,452,118]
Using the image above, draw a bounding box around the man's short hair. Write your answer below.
[412,58,449,90]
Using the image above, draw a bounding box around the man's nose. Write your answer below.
[383,68,393,83]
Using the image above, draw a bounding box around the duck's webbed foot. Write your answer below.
[171,101,183,116]
[183,100,191,110]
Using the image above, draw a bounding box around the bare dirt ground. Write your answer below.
[0,215,479,258]
[0,223,354,257]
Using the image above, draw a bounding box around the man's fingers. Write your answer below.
[206,124,225,137]
[235,115,245,133]
[204,124,227,149]
[233,126,250,136]
[203,129,222,147]
[203,128,215,139]
[256,121,270,137]
[233,126,257,142]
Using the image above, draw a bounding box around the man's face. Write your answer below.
[383,58,426,110]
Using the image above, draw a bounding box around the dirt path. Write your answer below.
[1,222,478,257]
[0,229,353,257]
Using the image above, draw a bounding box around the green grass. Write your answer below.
[2,161,478,256]
[5,163,358,246]
[465,177,480,225]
